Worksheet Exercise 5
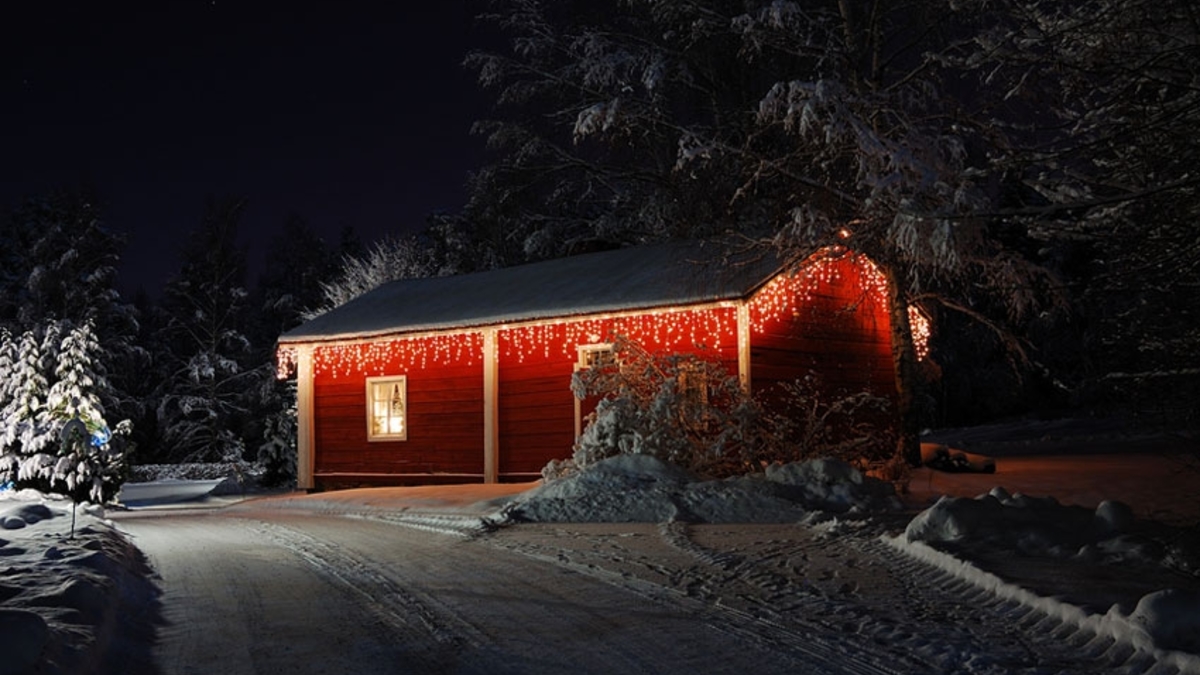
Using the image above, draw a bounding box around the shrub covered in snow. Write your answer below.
[555,337,760,479]
[553,336,898,482]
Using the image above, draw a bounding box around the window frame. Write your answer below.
[576,343,616,370]
[365,375,408,442]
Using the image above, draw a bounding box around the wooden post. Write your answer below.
[482,328,499,483]
[295,345,316,490]
[736,302,752,393]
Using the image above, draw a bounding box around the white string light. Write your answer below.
[275,247,932,379]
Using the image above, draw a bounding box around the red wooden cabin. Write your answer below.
[277,241,914,490]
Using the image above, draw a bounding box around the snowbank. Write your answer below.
[505,455,901,523]
[0,488,156,674]
[900,487,1200,664]
[906,486,1160,563]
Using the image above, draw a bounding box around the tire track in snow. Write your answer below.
[258,514,844,674]
[490,519,1178,674]
[487,523,907,675]
[247,519,494,658]
[874,536,1200,674]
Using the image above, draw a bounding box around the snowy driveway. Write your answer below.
[109,498,1169,675]
[117,506,881,675]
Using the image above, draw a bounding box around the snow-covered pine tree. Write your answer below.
[154,198,257,463]
[1,328,51,462]
[0,190,144,445]
[40,320,129,502]
[0,328,19,482]
[1,321,129,501]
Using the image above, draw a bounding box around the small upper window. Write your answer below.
[366,376,407,441]
[577,343,616,370]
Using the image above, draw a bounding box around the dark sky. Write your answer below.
[1,2,491,295]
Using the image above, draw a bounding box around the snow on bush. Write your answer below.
[765,458,902,513]
[557,337,760,479]
[511,454,900,523]
[553,336,897,483]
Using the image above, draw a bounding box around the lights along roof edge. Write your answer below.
[279,240,779,344]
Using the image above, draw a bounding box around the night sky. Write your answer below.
[1,2,491,295]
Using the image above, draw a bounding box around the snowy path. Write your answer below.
[487,519,1169,674]
[113,504,1183,675]
[115,506,882,674]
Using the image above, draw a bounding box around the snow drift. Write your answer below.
[506,455,901,523]
[0,488,157,675]
[906,486,1159,563]
[902,487,1200,664]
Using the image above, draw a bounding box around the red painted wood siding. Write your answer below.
[495,308,740,476]
[310,335,485,484]
[748,253,895,409]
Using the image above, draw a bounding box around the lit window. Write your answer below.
[577,344,616,370]
[366,376,407,441]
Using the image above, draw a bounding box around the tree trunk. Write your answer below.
[882,262,922,467]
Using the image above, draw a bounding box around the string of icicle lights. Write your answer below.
[275,248,932,379]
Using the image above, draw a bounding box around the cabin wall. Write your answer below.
[309,335,485,487]
[748,253,895,413]
[494,308,741,477]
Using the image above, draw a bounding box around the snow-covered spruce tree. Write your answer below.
[255,374,297,487]
[154,198,257,463]
[0,190,145,446]
[0,328,26,481]
[0,328,52,474]
[38,320,129,502]
[1,321,130,502]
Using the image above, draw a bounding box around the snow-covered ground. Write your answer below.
[4,422,1200,673]
[0,489,156,675]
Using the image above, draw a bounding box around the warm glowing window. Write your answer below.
[577,344,616,370]
[366,376,407,441]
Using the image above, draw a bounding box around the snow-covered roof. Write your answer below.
[280,240,780,343]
